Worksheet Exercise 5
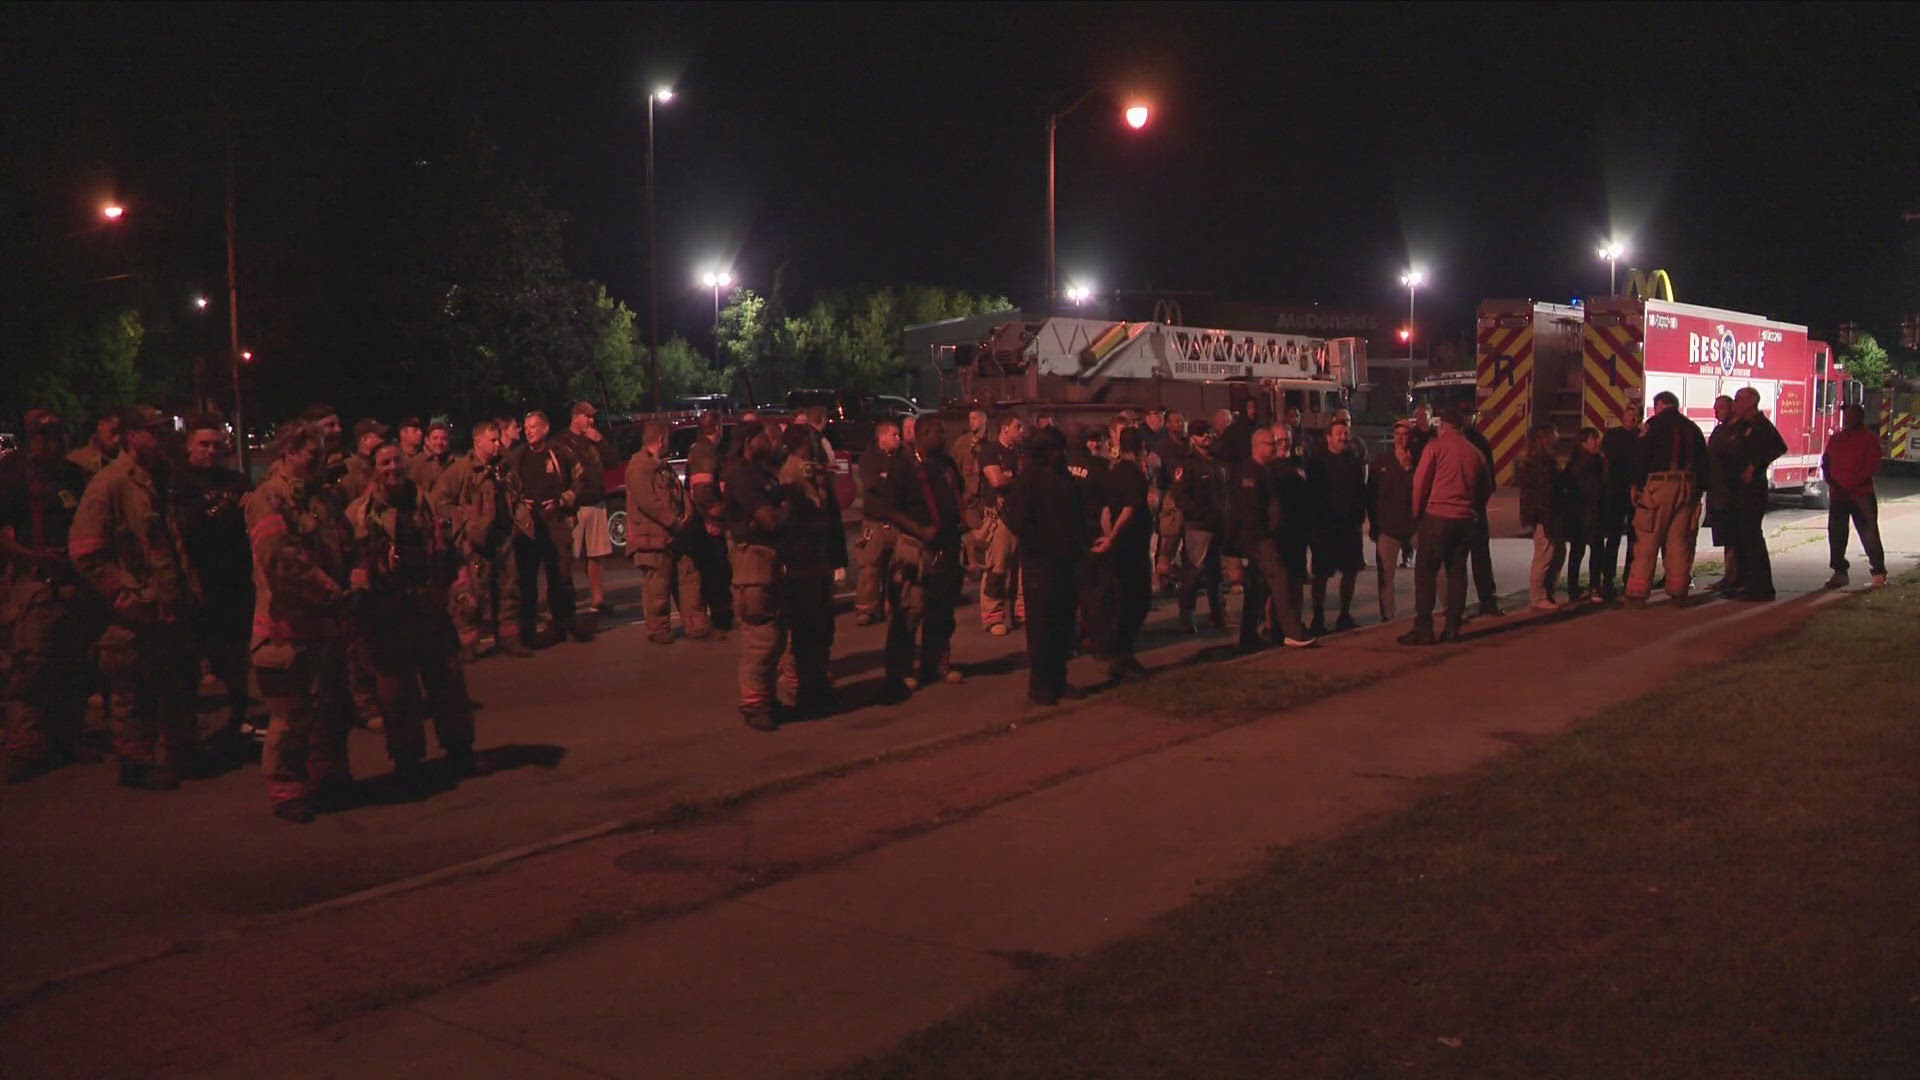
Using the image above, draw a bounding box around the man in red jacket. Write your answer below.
[1821,404,1887,589]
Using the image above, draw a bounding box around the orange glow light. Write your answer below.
[1123,104,1150,130]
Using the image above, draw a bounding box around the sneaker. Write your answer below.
[272,798,316,825]
[1306,618,1328,637]
[988,623,1009,637]
[118,763,181,791]
[1436,624,1462,643]
[1870,572,1887,588]
[1478,600,1504,618]
[1282,635,1318,648]
[1333,613,1358,632]
[1397,625,1436,646]
[1823,571,1848,589]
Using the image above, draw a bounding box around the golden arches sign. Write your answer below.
[1623,268,1676,302]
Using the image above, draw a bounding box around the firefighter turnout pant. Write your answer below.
[885,534,961,685]
[1626,473,1701,601]
[854,522,895,620]
[2,578,93,764]
[363,593,474,765]
[255,637,353,808]
[729,540,788,717]
[452,542,522,652]
[635,547,708,638]
[977,511,1023,630]
[95,619,199,767]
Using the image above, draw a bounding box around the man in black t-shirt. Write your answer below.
[1097,427,1155,678]
[1305,418,1367,633]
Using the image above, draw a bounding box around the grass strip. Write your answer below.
[844,574,1920,1079]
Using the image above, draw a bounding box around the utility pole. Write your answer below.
[225,120,247,477]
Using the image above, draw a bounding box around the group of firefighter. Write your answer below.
[0,402,625,823]
[3,386,1889,818]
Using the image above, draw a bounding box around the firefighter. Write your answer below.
[775,424,845,716]
[723,421,792,730]
[684,410,732,632]
[432,420,529,659]
[1,409,99,781]
[348,443,490,784]
[626,420,710,643]
[66,412,122,480]
[337,418,388,505]
[881,417,966,700]
[975,414,1024,634]
[69,405,206,790]
[1623,390,1710,607]
[408,420,455,494]
[174,413,256,748]
[948,408,988,572]
[245,422,357,821]
[509,409,587,645]
[853,420,904,625]
[1233,427,1315,652]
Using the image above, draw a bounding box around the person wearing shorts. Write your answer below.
[562,402,621,619]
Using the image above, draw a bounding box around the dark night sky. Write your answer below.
[6,1,1918,346]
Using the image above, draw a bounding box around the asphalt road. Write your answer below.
[3,478,1915,990]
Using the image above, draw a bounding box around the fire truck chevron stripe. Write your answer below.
[1891,414,1915,459]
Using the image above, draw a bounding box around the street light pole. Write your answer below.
[703,269,732,359]
[1046,90,1148,308]
[1401,269,1424,370]
[1598,240,1626,295]
[646,90,663,411]
[225,122,248,477]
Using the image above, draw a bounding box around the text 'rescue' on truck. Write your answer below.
[942,316,1366,434]
[1474,294,1847,501]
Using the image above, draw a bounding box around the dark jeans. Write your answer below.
[1414,515,1475,631]
[1591,529,1624,597]
[1020,555,1079,698]
[1730,486,1774,596]
[1469,510,1497,603]
[1828,490,1886,575]
[1102,542,1152,661]
[514,511,576,639]
[1241,537,1307,647]
[1177,528,1224,621]
[1566,539,1589,595]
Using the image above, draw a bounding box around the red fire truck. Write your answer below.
[1478,291,1847,502]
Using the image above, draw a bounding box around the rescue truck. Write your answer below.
[1870,372,1920,469]
[1476,284,1846,502]
[944,316,1365,433]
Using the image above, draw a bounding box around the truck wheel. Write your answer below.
[607,507,628,555]
[1800,481,1830,510]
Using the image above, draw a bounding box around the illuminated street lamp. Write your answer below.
[1597,239,1627,294]
[193,296,210,310]
[702,267,734,355]
[1048,91,1150,305]
[101,203,125,221]
[1400,268,1425,367]
[1064,282,1094,304]
[646,85,676,408]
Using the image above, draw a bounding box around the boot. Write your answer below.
[1823,570,1847,589]
[648,628,675,645]
[1397,622,1436,646]
[273,798,316,824]
[742,707,780,732]
[500,635,534,658]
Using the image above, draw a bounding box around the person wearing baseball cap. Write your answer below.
[70,406,212,789]
[396,416,427,465]
[561,400,621,621]
[339,419,389,504]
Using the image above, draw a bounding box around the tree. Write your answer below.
[14,309,145,425]
[1838,333,1890,389]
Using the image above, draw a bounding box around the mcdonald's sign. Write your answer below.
[1622,268,1676,302]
